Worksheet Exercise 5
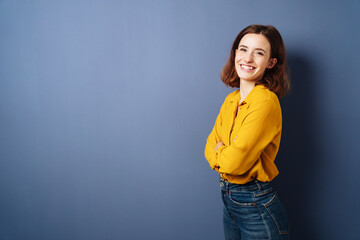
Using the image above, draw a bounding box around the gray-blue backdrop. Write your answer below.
[1,0,359,239]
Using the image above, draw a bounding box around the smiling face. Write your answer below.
[235,33,277,83]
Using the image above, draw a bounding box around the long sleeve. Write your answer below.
[216,99,281,176]
[204,100,226,170]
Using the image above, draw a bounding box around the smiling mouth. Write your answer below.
[240,64,255,70]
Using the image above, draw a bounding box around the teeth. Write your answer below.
[241,64,255,70]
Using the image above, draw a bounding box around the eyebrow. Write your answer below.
[238,45,267,53]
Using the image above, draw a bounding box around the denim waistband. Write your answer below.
[220,177,272,191]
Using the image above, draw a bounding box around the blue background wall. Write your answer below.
[1,0,359,239]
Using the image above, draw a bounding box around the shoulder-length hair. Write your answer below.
[221,24,290,97]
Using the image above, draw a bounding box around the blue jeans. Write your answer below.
[220,178,290,240]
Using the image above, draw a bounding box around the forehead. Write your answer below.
[238,33,271,50]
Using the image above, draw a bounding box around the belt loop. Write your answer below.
[254,179,262,190]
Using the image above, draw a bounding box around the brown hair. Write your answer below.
[220,24,290,97]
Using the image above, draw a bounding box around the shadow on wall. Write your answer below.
[274,53,323,240]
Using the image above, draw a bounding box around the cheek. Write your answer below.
[234,58,239,68]
[258,59,270,68]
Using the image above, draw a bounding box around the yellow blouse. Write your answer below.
[204,85,282,184]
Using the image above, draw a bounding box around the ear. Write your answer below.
[267,58,277,69]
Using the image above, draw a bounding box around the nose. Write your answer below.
[244,52,254,63]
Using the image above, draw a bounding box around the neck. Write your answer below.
[239,80,256,101]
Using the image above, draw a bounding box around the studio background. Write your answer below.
[0,0,359,239]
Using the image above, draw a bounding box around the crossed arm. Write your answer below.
[204,99,280,175]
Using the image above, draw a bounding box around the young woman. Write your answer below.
[204,25,290,239]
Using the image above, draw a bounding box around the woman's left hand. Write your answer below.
[215,141,224,152]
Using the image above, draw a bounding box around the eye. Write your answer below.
[236,48,247,54]
[256,51,264,56]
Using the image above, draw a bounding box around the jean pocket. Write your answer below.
[228,191,255,207]
[264,193,290,235]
